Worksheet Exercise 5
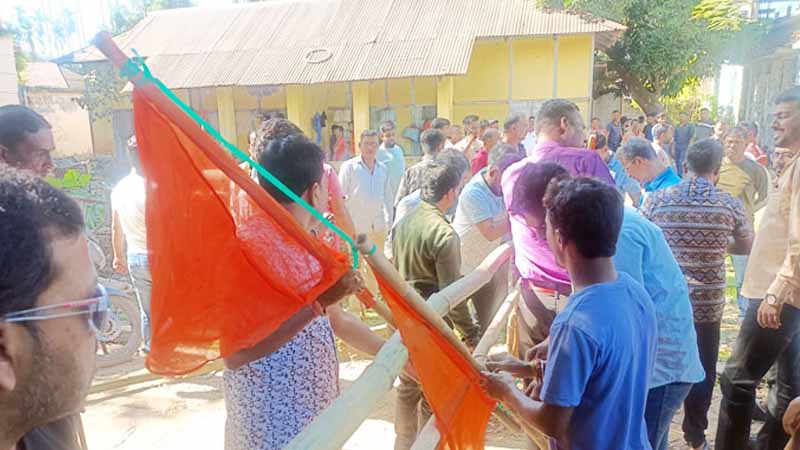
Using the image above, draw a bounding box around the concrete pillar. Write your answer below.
[351,81,370,153]
[285,84,309,135]
[216,86,237,145]
[436,76,454,121]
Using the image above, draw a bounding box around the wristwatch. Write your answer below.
[765,293,780,306]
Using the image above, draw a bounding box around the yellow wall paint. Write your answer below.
[453,104,509,126]
[369,80,387,106]
[216,86,237,145]
[436,76,454,121]
[415,77,437,105]
[454,40,510,103]
[512,37,555,100]
[556,35,592,100]
[352,81,370,151]
[388,78,412,105]
[286,85,307,134]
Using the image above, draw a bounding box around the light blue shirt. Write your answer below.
[615,207,705,388]
[378,144,406,208]
[541,273,656,450]
[338,157,392,234]
[607,154,641,199]
[453,170,504,236]
[453,170,507,271]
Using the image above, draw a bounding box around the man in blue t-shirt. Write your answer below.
[482,176,657,450]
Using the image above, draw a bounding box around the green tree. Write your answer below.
[542,0,748,113]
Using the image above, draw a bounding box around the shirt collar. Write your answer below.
[420,199,448,221]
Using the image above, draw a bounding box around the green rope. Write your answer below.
[122,50,359,268]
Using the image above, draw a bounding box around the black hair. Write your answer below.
[462,115,479,126]
[0,167,84,323]
[511,162,570,220]
[618,138,658,162]
[591,132,607,149]
[612,110,620,114]
[543,177,623,259]
[488,143,520,168]
[431,118,451,130]
[504,112,525,131]
[420,128,446,156]
[257,135,325,204]
[420,161,461,204]
[646,112,656,118]
[775,86,800,106]
[379,121,395,133]
[0,105,51,152]
[537,99,581,131]
[436,148,470,181]
[253,118,304,160]
[686,138,724,176]
[331,124,344,133]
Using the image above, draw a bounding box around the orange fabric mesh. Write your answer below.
[376,274,496,450]
[132,89,349,376]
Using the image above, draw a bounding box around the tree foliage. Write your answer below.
[541,0,752,113]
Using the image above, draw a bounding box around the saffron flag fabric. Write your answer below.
[376,274,496,449]
[132,88,349,376]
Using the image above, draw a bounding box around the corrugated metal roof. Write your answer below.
[24,62,84,90]
[61,0,624,88]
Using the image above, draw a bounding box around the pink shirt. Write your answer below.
[320,163,345,249]
[501,140,615,291]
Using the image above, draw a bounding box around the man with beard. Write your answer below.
[0,167,100,450]
[716,87,800,450]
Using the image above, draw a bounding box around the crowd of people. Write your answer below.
[0,84,798,450]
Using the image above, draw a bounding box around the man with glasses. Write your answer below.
[617,138,682,205]
[0,167,105,450]
[0,104,91,450]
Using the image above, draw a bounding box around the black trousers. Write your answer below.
[683,320,721,448]
[716,301,800,450]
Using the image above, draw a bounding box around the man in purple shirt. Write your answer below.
[501,98,615,369]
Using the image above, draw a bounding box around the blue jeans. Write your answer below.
[646,382,693,450]
[127,252,152,351]
[731,254,750,321]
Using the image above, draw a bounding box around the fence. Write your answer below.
[286,240,534,450]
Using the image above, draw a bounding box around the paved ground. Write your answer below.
[83,289,762,450]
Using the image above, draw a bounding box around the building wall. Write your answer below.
[0,36,18,105]
[27,90,93,157]
[104,33,595,158]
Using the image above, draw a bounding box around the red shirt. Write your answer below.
[746,143,768,167]
[470,148,489,175]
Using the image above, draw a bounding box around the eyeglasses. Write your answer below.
[1,284,110,334]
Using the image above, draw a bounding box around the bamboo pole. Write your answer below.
[355,234,481,372]
[411,287,521,450]
[286,239,515,450]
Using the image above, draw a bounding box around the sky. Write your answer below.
[1,0,235,58]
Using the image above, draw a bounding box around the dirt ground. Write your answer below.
[83,286,761,450]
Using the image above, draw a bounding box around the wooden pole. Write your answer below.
[355,234,481,372]
[287,240,515,450]
[412,286,523,450]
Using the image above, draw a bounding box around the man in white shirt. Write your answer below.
[455,114,482,160]
[339,130,393,292]
[377,120,406,217]
[453,144,521,331]
[651,123,676,170]
[111,135,152,352]
[522,115,538,154]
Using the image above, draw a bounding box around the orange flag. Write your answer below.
[376,275,496,449]
[132,88,348,376]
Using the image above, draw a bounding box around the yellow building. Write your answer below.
[59,0,623,157]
